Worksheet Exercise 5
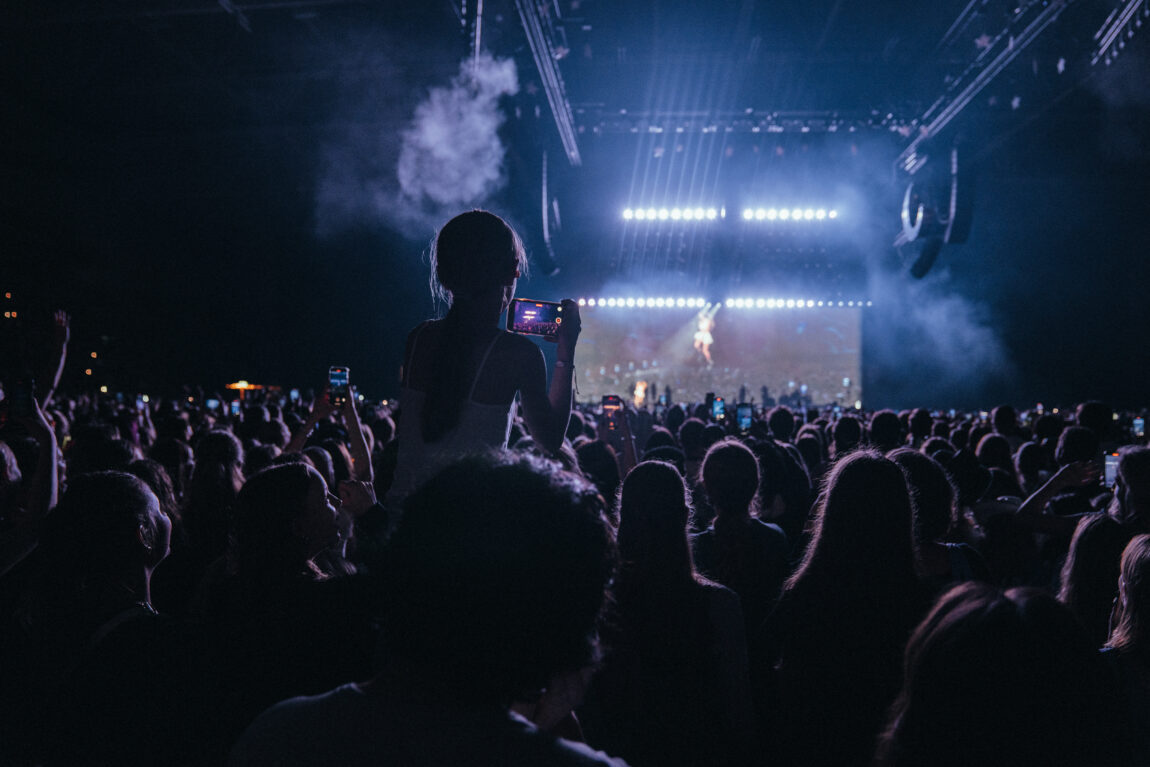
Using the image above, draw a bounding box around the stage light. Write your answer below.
[766,299,776,308]
[655,298,666,307]
[779,209,790,220]
[671,208,682,220]
[706,208,718,220]
[683,208,695,220]
[634,209,646,220]
[623,209,634,220]
[100,385,109,394]
[733,298,744,308]
[848,301,855,306]
[578,298,587,306]
[791,208,802,220]
[803,209,815,220]
[637,298,646,307]
[696,298,705,306]
[664,297,674,307]
[829,210,838,219]
[754,208,766,220]
[786,299,796,308]
[84,368,92,376]
[767,208,778,220]
[866,301,873,307]
[838,301,845,306]
[646,208,657,220]
[626,298,636,307]
[725,298,734,307]
[607,298,617,307]
[743,209,754,220]
[676,298,686,307]
[658,208,669,220]
[817,300,825,307]
[756,299,766,308]
[693,208,704,219]
[816,209,827,220]
[588,298,598,306]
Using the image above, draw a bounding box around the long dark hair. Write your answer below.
[421,210,526,443]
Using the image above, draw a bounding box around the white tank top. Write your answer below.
[386,325,516,506]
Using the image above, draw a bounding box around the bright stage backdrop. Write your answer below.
[575,300,863,407]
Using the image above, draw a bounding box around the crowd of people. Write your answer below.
[2,210,1149,766]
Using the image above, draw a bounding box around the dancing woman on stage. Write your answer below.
[693,303,719,366]
[386,210,581,506]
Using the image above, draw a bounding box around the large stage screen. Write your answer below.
[575,302,862,407]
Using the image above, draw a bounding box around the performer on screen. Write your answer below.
[693,302,720,367]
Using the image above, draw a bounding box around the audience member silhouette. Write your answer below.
[1058,513,1133,647]
[1104,534,1150,762]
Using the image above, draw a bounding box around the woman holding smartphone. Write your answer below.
[386,210,580,505]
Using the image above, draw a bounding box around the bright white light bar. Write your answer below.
[740,207,839,221]
[578,298,873,308]
[622,207,727,221]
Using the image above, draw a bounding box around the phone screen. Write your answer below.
[205,398,221,411]
[230,400,241,416]
[329,366,350,406]
[737,403,752,431]
[1135,417,1145,439]
[602,395,623,436]
[507,299,564,336]
[289,388,300,403]
[1105,453,1120,488]
[712,395,725,422]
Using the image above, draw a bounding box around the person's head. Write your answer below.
[767,406,796,443]
[909,408,934,441]
[1110,446,1150,531]
[1108,534,1150,654]
[232,463,342,577]
[975,433,1014,474]
[575,439,622,510]
[890,448,956,547]
[1076,401,1112,439]
[991,405,1017,435]
[700,439,760,518]
[48,471,170,578]
[244,444,281,478]
[870,409,903,452]
[878,582,1120,767]
[676,417,707,460]
[384,452,616,705]
[1058,514,1133,646]
[643,426,676,452]
[788,449,915,591]
[430,209,526,312]
[617,460,694,581]
[832,414,863,457]
[127,458,181,539]
[1014,441,1046,480]
[1055,426,1099,467]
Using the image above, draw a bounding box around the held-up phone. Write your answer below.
[1105,452,1120,489]
[329,366,350,407]
[205,398,221,411]
[230,400,242,416]
[1135,417,1145,439]
[507,298,564,336]
[737,402,753,432]
[712,395,726,423]
[602,395,624,439]
[289,388,300,404]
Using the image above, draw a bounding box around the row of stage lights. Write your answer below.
[620,207,839,222]
[576,297,872,308]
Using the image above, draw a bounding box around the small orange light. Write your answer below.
[84,369,92,376]
[90,352,98,359]
[3,292,10,299]
[2,312,8,319]
[10,312,15,318]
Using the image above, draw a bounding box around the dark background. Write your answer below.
[3,0,1148,408]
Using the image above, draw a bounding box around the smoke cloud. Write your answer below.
[316,53,518,239]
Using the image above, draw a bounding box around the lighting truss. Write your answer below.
[622,207,724,221]
[1093,0,1149,66]
[741,208,838,221]
[576,297,872,309]
[515,0,581,165]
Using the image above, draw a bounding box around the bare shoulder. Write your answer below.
[498,331,544,362]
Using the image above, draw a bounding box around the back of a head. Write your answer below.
[870,410,903,452]
[385,452,616,703]
[890,448,956,546]
[1014,441,1045,477]
[1113,446,1150,530]
[832,415,863,455]
[878,582,1119,767]
[677,418,707,459]
[991,405,1017,435]
[701,439,760,518]
[975,433,1014,473]
[233,462,321,575]
[909,408,933,440]
[791,449,915,591]
[1108,534,1150,653]
[1076,401,1112,438]
[767,406,796,442]
[1055,426,1099,466]
[1059,514,1132,645]
[431,209,525,302]
[617,460,693,579]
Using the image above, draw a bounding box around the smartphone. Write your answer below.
[289,388,300,404]
[205,398,221,411]
[602,395,624,437]
[654,402,666,420]
[712,395,726,422]
[1105,452,1120,488]
[230,400,242,416]
[507,299,564,336]
[1135,417,1145,439]
[329,366,350,407]
[737,402,752,432]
